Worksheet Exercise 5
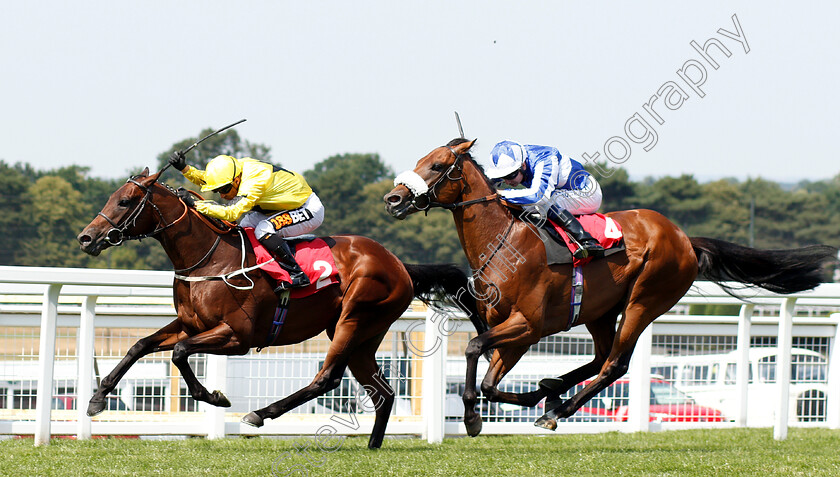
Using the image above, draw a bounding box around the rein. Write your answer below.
[172,235,222,274]
[428,194,500,211]
[472,219,516,278]
[173,228,277,290]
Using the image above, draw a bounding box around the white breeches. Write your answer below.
[239,193,325,239]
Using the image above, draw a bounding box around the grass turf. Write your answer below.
[2,428,840,476]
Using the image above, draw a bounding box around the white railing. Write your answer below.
[1,265,839,446]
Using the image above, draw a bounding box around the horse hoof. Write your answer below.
[465,415,483,437]
[211,390,231,408]
[534,415,557,431]
[87,399,106,417]
[241,412,264,428]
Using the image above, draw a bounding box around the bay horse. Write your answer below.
[383,138,837,435]
[77,167,478,449]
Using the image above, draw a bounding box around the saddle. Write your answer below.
[521,212,626,266]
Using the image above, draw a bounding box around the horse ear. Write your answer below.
[141,167,150,176]
[146,170,162,183]
[454,139,477,154]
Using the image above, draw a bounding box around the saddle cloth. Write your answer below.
[537,213,625,267]
[243,227,339,298]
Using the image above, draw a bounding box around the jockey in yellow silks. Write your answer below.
[170,153,324,290]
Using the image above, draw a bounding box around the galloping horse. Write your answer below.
[78,167,476,448]
[383,138,837,435]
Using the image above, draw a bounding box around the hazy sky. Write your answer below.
[1,2,838,183]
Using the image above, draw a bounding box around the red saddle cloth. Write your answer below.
[549,213,624,266]
[243,228,339,298]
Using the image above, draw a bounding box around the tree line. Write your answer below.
[2,128,838,277]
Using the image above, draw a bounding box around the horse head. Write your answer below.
[78,167,180,256]
[384,138,476,219]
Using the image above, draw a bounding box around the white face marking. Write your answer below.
[393,170,429,196]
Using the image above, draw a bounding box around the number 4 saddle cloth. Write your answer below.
[243,227,339,298]
[543,213,626,267]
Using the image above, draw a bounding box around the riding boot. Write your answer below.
[548,209,605,260]
[258,233,311,291]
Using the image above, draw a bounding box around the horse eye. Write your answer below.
[118,199,131,207]
[430,163,445,172]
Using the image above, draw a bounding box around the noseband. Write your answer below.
[394,146,497,212]
[97,177,187,246]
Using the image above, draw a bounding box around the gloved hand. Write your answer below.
[169,151,187,171]
[176,187,196,207]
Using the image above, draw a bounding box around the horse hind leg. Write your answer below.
[535,274,690,430]
[242,319,364,427]
[538,306,621,410]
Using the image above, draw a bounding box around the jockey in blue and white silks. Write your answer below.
[486,140,605,259]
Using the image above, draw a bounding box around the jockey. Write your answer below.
[169,152,324,290]
[485,140,605,259]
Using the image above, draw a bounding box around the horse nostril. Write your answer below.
[385,194,402,204]
[78,234,91,246]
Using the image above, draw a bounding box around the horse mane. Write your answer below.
[445,138,498,193]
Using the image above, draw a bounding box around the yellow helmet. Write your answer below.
[200,155,241,191]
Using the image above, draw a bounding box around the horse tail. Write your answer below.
[402,263,490,335]
[690,237,837,295]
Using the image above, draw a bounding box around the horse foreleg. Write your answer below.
[478,346,541,406]
[170,322,247,407]
[87,319,185,416]
[463,313,538,437]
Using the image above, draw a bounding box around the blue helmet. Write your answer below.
[486,141,526,179]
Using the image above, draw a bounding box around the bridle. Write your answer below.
[98,174,244,279]
[97,177,188,246]
[398,146,498,213]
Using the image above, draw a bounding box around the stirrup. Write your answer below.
[274,272,310,292]
[573,241,605,260]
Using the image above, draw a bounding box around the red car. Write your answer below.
[576,378,725,422]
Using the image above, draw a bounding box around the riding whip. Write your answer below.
[159,118,247,175]
[454,111,465,139]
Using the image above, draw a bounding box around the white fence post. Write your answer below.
[34,284,62,446]
[204,354,228,439]
[626,325,652,432]
[827,314,840,429]
[774,297,796,441]
[735,303,754,427]
[422,308,447,444]
[76,295,97,440]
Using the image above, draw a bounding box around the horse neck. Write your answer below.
[451,159,515,269]
[152,188,239,272]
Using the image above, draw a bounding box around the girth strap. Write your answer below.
[565,265,584,331]
[258,289,291,352]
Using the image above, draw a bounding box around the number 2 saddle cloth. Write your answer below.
[242,227,339,299]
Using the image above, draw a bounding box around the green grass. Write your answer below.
[2,428,840,476]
